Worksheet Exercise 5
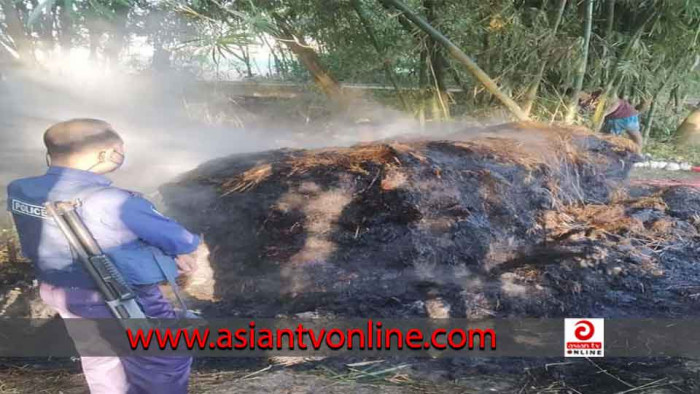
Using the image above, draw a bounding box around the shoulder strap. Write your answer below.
[74,185,193,316]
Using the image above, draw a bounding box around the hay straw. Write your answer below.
[543,193,679,248]
[287,145,397,176]
[219,145,400,194]
[452,138,546,171]
[221,163,273,195]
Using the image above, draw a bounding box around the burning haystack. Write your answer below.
[161,122,700,318]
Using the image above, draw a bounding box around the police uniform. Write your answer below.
[7,166,200,394]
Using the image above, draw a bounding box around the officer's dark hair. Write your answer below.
[44,119,123,159]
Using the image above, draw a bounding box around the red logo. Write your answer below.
[565,318,604,357]
[574,320,595,341]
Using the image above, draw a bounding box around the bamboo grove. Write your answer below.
[1,0,699,142]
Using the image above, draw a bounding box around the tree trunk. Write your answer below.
[417,46,428,124]
[41,1,56,49]
[643,98,657,143]
[0,0,34,63]
[418,44,428,89]
[238,45,253,77]
[522,0,567,115]
[261,35,285,76]
[564,0,593,124]
[670,85,680,112]
[105,6,129,67]
[379,0,529,121]
[605,0,615,37]
[601,0,615,85]
[377,0,429,115]
[272,14,343,101]
[351,0,410,111]
[449,64,471,97]
[27,0,52,47]
[58,1,72,51]
[87,19,102,61]
[424,0,449,119]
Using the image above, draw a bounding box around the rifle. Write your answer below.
[45,201,147,321]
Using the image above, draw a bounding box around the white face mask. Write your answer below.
[110,150,125,167]
[45,146,125,171]
[85,149,126,172]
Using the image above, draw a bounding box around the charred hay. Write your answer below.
[159,122,700,319]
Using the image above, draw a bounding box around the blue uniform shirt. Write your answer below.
[6,166,200,289]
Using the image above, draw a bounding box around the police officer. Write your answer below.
[6,119,201,393]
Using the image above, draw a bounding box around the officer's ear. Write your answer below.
[97,150,107,162]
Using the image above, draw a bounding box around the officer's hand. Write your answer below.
[176,252,199,275]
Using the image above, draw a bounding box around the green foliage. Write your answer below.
[2,0,699,141]
[26,0,135,26]
[644,139,700,165]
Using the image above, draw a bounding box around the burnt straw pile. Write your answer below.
[161,122,700,318]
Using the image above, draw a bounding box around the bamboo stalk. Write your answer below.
[522,0,567,116]
[643,97,657,143]
[564,0,593,124]
[424,0,449,120]
[271,13,344,102]
[592,11,659,131]
[601,0,616,85]
[378,0,529,121]
[605,0,615,38]
[352,0,411,112]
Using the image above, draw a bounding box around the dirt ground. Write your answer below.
[1,356,699,393]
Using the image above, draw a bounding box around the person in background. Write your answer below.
[6,119,201,394]
[580,90,644,151]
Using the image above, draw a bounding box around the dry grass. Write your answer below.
[287,144,398,176]
[600,133,641,153]
[452,138,546,171]
[217,121,636,198]
[504,121,637,156]
[564,204,645,234]
[388,142,427,163]
[0,366,85,394]
[543,193,677,247]
[220,145,399,195]
[627,195,668,211]
[221,163,273,195]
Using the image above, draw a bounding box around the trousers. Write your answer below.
[39,282,192,394]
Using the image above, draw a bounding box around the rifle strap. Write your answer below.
[74,186,192,316]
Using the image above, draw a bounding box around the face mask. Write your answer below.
[86,149,125,172]
[109,150,125,166]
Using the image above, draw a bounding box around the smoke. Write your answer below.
[0,63,430,197]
